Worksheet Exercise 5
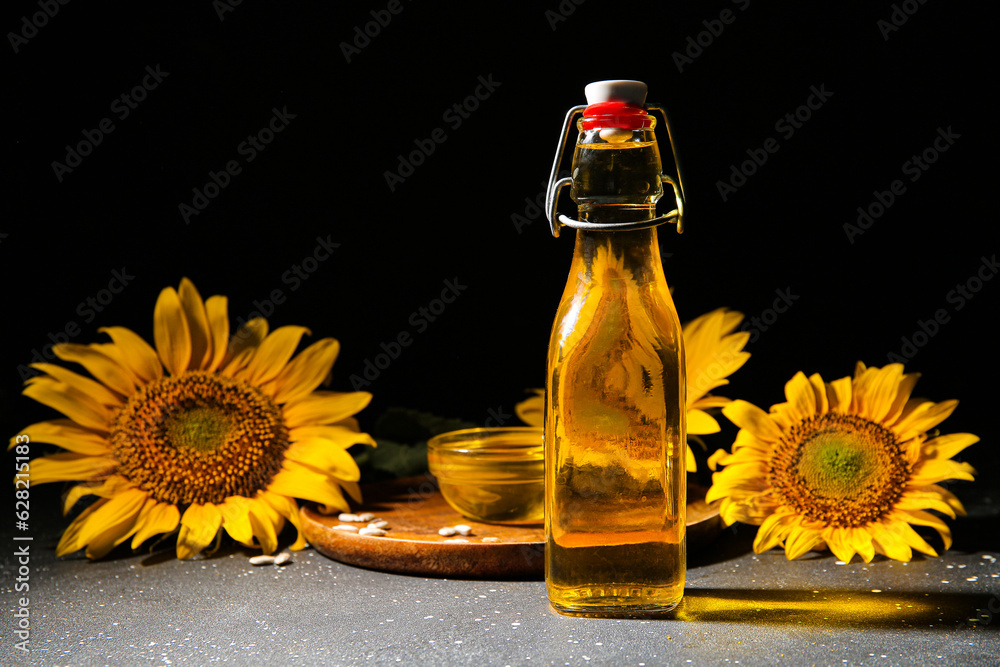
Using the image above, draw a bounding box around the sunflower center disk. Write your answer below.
[110,371,289,506]
[770,414,910,527]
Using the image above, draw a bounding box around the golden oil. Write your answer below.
[428,428,544,524]
[545,124,686,614]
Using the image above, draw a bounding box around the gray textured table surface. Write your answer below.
[3,488,998,667]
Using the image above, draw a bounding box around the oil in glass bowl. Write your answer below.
[427,427,544,525]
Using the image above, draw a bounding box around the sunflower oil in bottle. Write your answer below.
[544,81,686,615]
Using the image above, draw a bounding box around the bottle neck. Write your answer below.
[573,227,668,287]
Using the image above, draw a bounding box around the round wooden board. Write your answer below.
[302,476,723,579]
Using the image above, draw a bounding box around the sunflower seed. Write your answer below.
[334,524,360,532]
[443,538,469,543]
[338,513,360,522]
[273,552,293,565]
[438,527,457,536]
[359,526,387,537]
[368,520,389,529]
[481,537,500,543]
[249,555,275,565]
[357,512,376,522]
[454,524,472,536]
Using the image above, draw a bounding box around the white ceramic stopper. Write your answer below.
[584,80,648,106]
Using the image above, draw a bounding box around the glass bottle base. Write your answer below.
[548,585,683,617]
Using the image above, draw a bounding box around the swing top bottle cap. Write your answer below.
[581,80,652,130]
[584,80,648,106]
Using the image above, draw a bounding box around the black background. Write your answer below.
[5,2,996,511]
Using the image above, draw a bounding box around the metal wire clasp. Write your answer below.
[544,104,687,238]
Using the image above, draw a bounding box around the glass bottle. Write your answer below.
[543,80,686,615]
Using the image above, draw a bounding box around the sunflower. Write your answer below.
[706,362,978,562]
[12,278,375,560]
[515,307,750,471]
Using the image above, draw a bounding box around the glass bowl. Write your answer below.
[427,427,544,525]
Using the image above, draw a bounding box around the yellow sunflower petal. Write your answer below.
[857,363,904,424]
[721,400,784,443]
[284,438,363,481]
[784,524,826,560]
[826,376,853,413]
[51,343,138,397]
[683,308,749,405]
[261,491,307,551]
[22,380,112,433]
[28,364,122,407]
[29,453,116,485]
[691,396,732,411]
[848,526,876,563]
[130,500,181,550]
[753,511,793,553]
[910,458,977,485]
[823,527,857,563]
[63,475,133,515]
[267,338,341,405]
[204,295,230,372]
[12,419,110,456]
[894,486,964,518]
[218,496,255,545]
[883,370,921,426]
[923,433,979,461]
[897,509,953,551]
[782,372,817,424]
[154,286,192,377]
[706,448,730,472]
[808,373,829,416]
[176,503,222,560]
[86,504,145,559]
[56,499,107,556]
[239,326,311,386]
[868,521,913,562]
[687,409,720,436]
[178,278,212,371]
[893,519,939,558]
[247,497,282,554]
[515,391,544,428]
[282,391,373,429]
[685,445,697,473]
[74,488,148,556]
[340,480,363,505]
[288,424,376,448]
[894,400,959,443]
[98,326,163,384]
[268,460,351,512]
[221,318,269,375]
